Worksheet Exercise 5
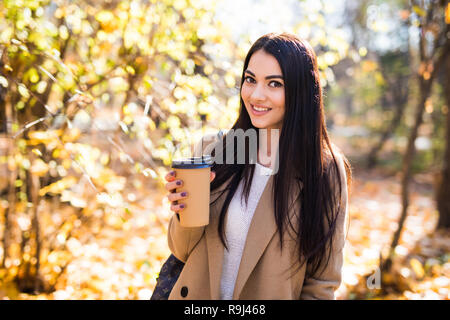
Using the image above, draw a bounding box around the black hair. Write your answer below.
[210,32,352,277]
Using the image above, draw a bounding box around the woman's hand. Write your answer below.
[165,170,216,214]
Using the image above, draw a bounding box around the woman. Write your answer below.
[163,32,352,299]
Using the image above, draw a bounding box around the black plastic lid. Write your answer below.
[171,155,214,169]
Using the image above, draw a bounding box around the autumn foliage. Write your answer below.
[0,0,449,300]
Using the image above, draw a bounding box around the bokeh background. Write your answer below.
[0,0,449,300]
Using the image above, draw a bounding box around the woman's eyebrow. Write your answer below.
[245,69,283,80]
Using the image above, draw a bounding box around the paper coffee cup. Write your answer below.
[171,155,213,227]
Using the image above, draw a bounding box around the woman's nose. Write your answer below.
[250,84,267,101]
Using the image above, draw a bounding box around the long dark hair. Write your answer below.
[210,32,352,278]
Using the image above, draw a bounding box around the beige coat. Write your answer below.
[167,135,349,300]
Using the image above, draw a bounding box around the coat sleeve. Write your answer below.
[299,153,349,300]
[167,133,221,263]
[167,211,205,263]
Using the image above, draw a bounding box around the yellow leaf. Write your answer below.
[410,258,425,278]
[446,3,450,24]
[25,68,39,83]
[30,158,49,177]
[62,158,72,169]
[62,128,81,143]
[28,129,62,145]
[32,148,42,156]
[95,10,117,32]
[61,190,87,208]
[148,119,156,131]
[39,176,77,196]
[361,60,377,73]
[125,65,135,75]
[412,5,426,17]
[18,83,30,98]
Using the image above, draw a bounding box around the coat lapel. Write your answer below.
[231,174,277,299]
[206,171,302,300]
[205,176,231,300]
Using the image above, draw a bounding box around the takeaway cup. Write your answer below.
[171,155,213,227]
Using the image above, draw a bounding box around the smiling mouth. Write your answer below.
[251,104,272,112]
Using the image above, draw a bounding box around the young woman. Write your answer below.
[163,32,352,300]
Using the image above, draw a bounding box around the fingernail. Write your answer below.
[176,180,182,185]
[180,204,185,208]
[181,192,187,197]
[170,171,175,176]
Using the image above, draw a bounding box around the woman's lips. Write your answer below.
[250,104,272,116]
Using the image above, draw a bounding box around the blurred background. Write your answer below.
[0,0,449,300]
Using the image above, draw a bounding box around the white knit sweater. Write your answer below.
[219,162,273,300]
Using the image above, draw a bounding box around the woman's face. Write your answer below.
[241,49,285,130]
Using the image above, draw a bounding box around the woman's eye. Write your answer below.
[270,81,283,88]
[244,76,283,88]
[244,76,255,83]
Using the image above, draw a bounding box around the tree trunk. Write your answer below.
[380,78,432,274]
[0,93,6,133]
[0,47,7,133]
[436,48,450,229]
[379,1,448,275]
[367,29,411,169]
[366,90,407,169]
[1,82,17,268]
[30,169,43,292]
[2,143,16,268]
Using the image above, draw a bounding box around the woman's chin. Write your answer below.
[250,121,268,129]
[252,124,277,131]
